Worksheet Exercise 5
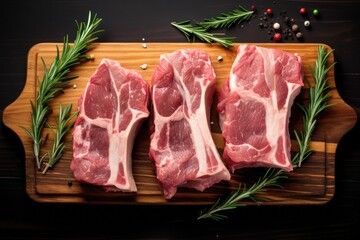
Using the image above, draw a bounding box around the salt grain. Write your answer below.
[140,64,148,70]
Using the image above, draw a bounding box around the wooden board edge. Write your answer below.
[24,193,335,205]
[2,42,357,205]
[2,43,46,201]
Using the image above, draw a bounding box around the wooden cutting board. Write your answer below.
[2,42,357,204]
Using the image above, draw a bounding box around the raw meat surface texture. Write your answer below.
[150,49,231,199]
[71,58,150,192]
[217,44,303,172]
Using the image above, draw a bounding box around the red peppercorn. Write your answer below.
[266,8,273,15]
[251,5,256,11]
[274,33,282,42]
[300,8,307,15]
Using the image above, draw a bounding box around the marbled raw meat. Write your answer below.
[217,45,303,172]
[150,49,231,199]
[71,59,149,192]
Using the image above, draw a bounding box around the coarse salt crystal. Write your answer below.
[142,43,147,48]
[140,64,148,70]
[217,56,223,61]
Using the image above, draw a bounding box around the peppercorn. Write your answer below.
[67,180,73,187]
[259,22,264,28]
[266,8,273,15]
[273,22,281,30]
[296,32,303,39]
[313,9,319,16]
[274,33,282,41]
[251,5,256,11]
[300,8,307,15]
[292,24,299,32]
[304,20,310,27]
[284,17,290,24]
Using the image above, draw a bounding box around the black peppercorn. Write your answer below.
[284,17,290,24]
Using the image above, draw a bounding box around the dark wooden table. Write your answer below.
[1,0,359,239]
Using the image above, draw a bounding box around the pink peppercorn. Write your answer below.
[300,8,307,15]
[274,33,282,42]
[266,8,273,15]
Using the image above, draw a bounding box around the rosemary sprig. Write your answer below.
[199,168,286,220]
[21,12,102,170]
[171,21,235,48]
[42,104,78,174]
[172,5,254,48]
[198,6,254,29]
[198,45,335,221]
[294,46,335,167]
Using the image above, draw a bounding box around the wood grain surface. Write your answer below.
[2,42,356,204]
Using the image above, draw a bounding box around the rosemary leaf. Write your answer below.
[295,46,335,167]
[198,45,335,221]
[171,21,235,48]
[172,5,253,48]
[42,104,78,174]
[199,6,254,29]
[21,12,102,170]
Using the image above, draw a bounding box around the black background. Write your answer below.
[1,0,359,239]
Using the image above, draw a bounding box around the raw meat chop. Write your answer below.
[71,58,150,192]
[150,49,231,199]
[217,45,303,172]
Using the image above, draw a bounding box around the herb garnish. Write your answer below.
[199,6,253,29]
[294,47,335,167]
[171,21,235,48]
[42,104,78,174]
[172,6,253,48]
[21,12,102,171]
[198,45,335,221]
